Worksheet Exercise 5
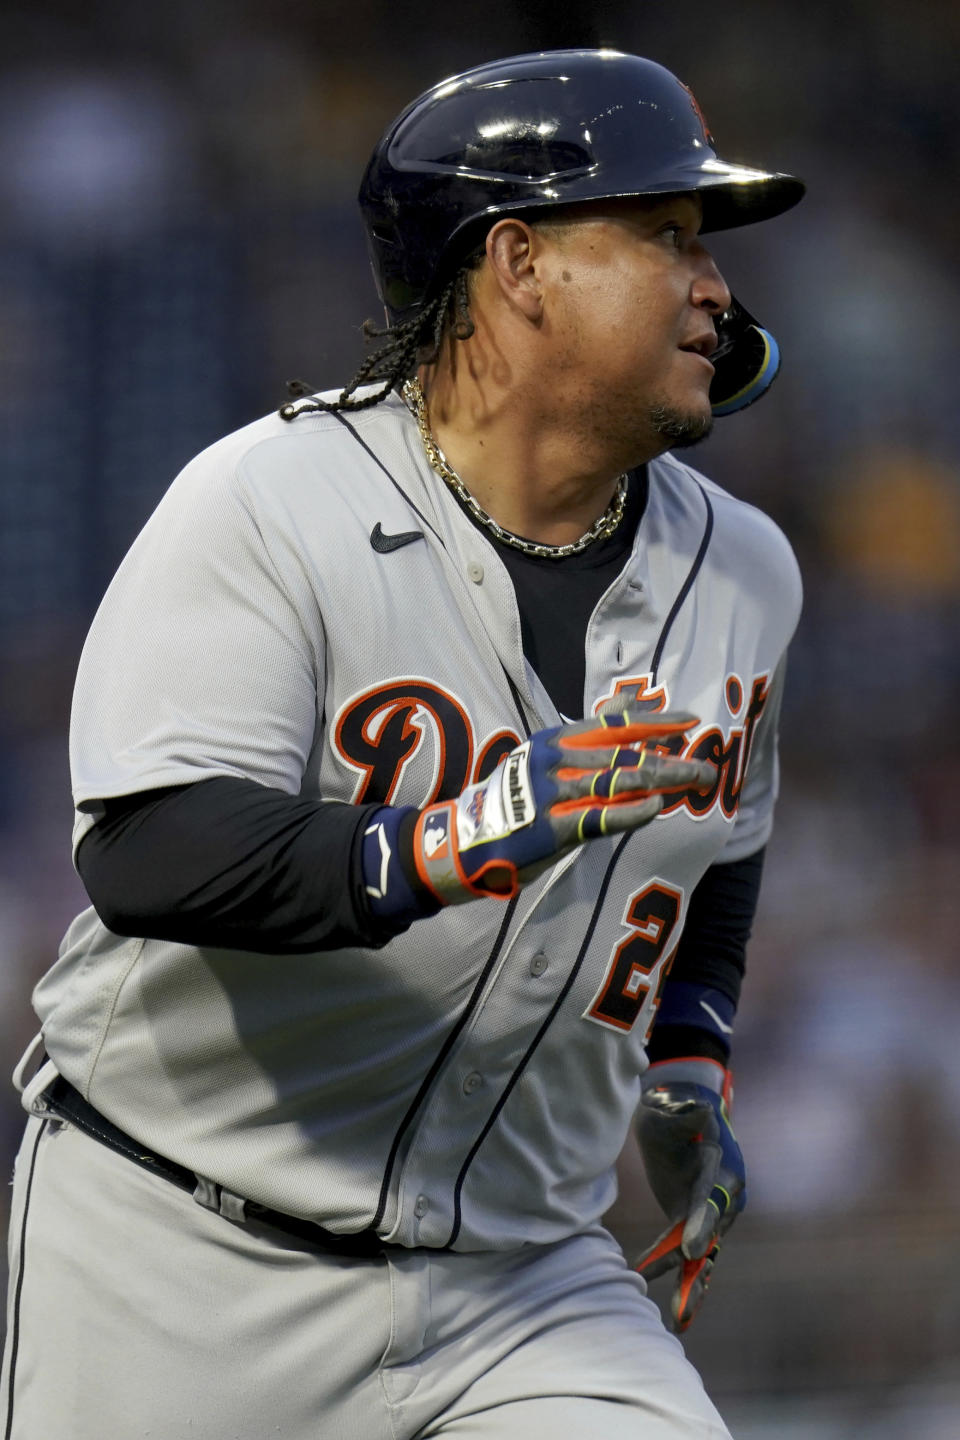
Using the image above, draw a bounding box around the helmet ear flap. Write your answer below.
[709,299,781,417]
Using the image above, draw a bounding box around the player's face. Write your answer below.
[539,195,732,458]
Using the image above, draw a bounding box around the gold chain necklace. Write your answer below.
[402,379,628,559]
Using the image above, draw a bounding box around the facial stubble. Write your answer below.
[648,403,714,449]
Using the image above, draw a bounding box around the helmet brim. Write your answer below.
[409,162,803,325]
[441,161,805,253]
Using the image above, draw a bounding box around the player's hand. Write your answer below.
[634,1059,745,1332]
[411,706,714,905]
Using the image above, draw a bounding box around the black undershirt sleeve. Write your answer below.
[668,846,764,1001]
[76,778,400,954]
[644,847,765,1065]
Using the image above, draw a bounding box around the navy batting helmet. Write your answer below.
[358,50,804,415]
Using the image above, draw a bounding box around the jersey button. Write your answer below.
[462,1071,483,1094]
[414,1195,429,1218]
[529,953,548,976]
[466,560,484,584]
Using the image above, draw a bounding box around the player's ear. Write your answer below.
[484,219,543,321]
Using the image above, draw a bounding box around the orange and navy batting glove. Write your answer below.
[361,707,715,920]
[634,1058,745,1332]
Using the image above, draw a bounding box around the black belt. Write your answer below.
[41,1074,387,1259]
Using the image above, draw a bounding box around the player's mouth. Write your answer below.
[680,350,715,375]
[678,330,717,371]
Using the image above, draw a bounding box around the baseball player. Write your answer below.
[2,51,803,1440]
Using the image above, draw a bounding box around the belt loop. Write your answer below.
[192,1176,220,1212]
[193,1176,248,1223]
[15,1035,60,1116]
[218,1189,249,1223]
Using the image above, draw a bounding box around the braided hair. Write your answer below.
[279,266,476,422]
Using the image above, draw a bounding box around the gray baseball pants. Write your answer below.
[2,1114,730,1438]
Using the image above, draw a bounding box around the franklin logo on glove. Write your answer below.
[505,746,532,827]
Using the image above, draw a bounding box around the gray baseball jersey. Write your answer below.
[28,386,800,1253]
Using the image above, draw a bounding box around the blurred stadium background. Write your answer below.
[1,2,958,1435]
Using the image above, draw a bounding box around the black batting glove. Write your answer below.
[634,1058,746,1332]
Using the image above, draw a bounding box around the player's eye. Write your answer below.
[657,222,685,249]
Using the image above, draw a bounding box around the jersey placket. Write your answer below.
[382,846,600,1249]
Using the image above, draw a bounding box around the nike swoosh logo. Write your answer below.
[370,522,424,553]
[699,999,734,1035]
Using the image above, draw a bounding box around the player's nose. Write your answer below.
[689,246,732,315]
